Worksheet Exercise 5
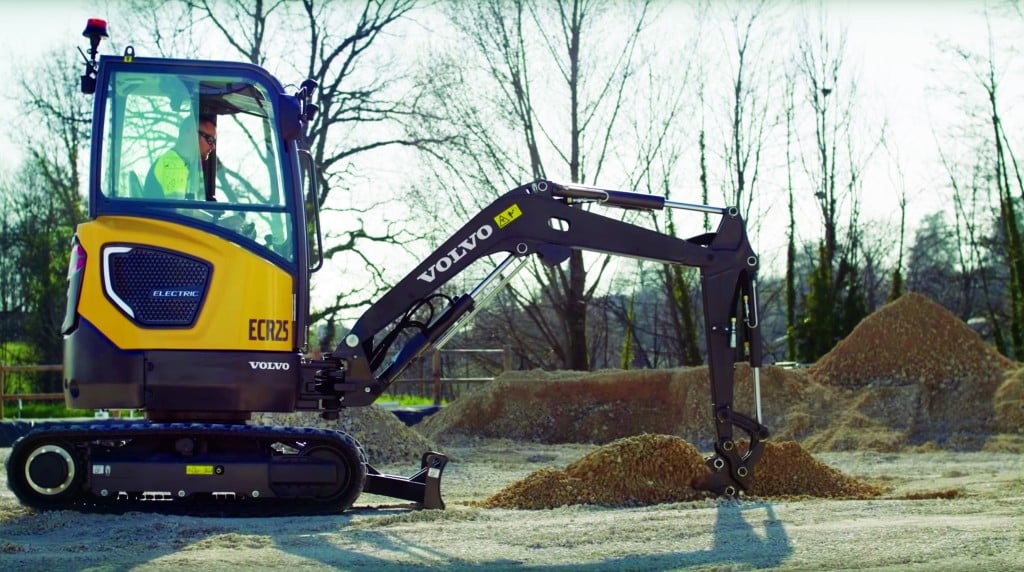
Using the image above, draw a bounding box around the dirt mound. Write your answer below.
[480,435,710,509]
[809,292,1013,389]
[418,366,807,448]
[747,440,883,498]
[994,366,1024,432]
[480,436,880,509]
[419,368,692,444]
[806,292,1016,448]
[251,405,436,464]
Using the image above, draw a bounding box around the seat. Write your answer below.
[142,165,166,199]
[128,172,144,198]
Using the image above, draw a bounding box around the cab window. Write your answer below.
[99,69,293,262]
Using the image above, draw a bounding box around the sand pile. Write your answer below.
[810,292,1013,388]
[746,440,883,498]
[480,435,710,509]
[481,435,880,509]
[806,292,1017,449]
[251,405,437,464]
[994,366,1024,432]
[418,368,691,444]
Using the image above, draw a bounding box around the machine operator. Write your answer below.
[145,114,217,199]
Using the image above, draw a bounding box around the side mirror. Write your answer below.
[277,95,303,142]
[278,79,318,142]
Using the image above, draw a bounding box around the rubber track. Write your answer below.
[6,421,366,517]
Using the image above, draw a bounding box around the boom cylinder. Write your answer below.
[548,182,666,211]
[376,295,476,385]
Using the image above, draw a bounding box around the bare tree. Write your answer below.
[0,48,92,388]
[618,11,710,367]
[797,15,847,266]
[790,9,883,360]
[936,10,1024,358]
[782,67,799,361]
[940,143,1003,322]
[883,146,909,302]
[17,52,90,228]
[716,0,781,218]
[409,0,673,370]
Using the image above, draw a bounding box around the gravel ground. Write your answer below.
[3,295,1021,570]
[2,439,1023,571]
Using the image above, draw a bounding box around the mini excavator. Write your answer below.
[5,20,769,515]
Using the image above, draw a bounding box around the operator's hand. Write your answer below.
[220,214,256,240]
[241,221,256,239]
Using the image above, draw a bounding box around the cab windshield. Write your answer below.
[98,69,293,262]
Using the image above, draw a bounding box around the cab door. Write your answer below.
[75,57,312,352]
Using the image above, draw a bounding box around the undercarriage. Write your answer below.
[6,421,446,515]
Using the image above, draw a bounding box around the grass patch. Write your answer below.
[381,394,448,407]
[4,401,94,419]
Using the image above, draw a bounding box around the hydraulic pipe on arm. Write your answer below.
[316,179,768,494]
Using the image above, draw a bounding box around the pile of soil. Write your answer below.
[810,293,1013,388]
[994,367,1024,432]
[417,365,807,449]
[479,434,710,509]
[251,405,436,464]
[419,292,1021,453]
[805,293,1016,450]
[480,435,881,509]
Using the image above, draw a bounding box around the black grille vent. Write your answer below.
[105,246,211,327]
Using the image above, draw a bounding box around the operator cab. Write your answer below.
[65,50,323,415]
[88,56,313,267]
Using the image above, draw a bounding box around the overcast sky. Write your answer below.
[1,0,99,170]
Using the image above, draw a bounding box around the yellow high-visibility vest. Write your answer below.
[152,149,189,198]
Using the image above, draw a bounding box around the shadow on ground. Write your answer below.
[0,500,791,570]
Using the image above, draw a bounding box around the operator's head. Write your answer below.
[197,115,217,161]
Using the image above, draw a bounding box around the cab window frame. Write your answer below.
[88,58,299,270]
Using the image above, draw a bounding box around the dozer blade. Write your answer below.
[362,451,448,509]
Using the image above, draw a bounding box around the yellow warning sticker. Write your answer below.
[494,204,522,229]
[186,465,214,476]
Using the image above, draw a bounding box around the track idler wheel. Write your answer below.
[296,439,366,510]
[6,438,85,509]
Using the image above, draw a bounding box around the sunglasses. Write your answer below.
[198,130,217,146]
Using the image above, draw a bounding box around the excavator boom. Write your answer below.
[312,179,768,495]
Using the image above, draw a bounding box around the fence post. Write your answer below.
[431,349,442,406]
[1,363,5,420]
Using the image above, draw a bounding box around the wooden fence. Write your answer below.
[0,364,63,420]
[385,348,511,404]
